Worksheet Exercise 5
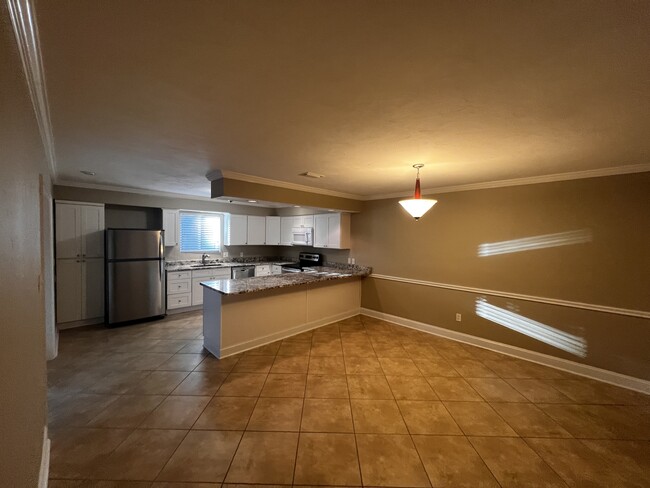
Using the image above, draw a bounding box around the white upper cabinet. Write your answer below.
[55,202,105,258]
[162,209,178,247]
[298,215,314,228]
[265,216,281,245]
[226,214,248,245]
[280,216,297,246]
[247,216,266,245]
[313,213,351,249]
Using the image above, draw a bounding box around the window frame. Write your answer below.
[178,210,224,254]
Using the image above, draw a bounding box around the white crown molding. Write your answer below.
[207,169,364,200]
[54,179,216,202]
[364,163,650,200]
[8,0,57,177]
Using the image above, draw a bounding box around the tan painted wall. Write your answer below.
[0,7,50,484]
[354,174,650,379]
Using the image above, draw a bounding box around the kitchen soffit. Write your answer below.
[36,1,650,198]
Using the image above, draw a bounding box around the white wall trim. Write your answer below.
[38,426,50,488]
[370,274,650,319]
[219,308,360,358]
[7,0,57,178]
[364,163,650,200]
[54,180,216,202]
[361,308,650,394]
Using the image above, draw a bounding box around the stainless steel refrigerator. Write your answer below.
[106,229,166,325]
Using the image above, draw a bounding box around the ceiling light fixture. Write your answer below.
[299,171,324,179]
[248,200,257,203]
[399,164,437,221]
[80,170,96,176]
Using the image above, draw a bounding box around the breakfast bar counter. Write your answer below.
[200,265,371,358]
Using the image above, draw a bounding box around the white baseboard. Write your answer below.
[39,427,50,488]
[167,305,202,315]
[220,308,361,358]
[57,317,103,330]
[361,308,650,395]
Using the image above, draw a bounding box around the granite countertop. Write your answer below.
[166,260,296,272]
[200,265,372,295]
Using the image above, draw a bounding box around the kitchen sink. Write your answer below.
[190,263,227,268]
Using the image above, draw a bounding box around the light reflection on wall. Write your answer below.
[478,229,592,257]
[475,298,587,358]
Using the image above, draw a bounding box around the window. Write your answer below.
[179,211,223,253]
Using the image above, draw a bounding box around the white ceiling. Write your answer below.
[37,0,650,198]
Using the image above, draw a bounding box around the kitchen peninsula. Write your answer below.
[200,265,371,358]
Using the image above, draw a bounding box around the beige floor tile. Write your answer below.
[193,396,257,430]
[342,342,377,357]
[386,375,438,400]
[347,375,394,399]
[550,379,650,405]
[413,358,460,377]
[427,377,482,401]
[157,430,242,482]
[156,354,205,371]
[344,356,383,374]
[244,341,280,356]
[99,429,186,480]
[50,481,152,487]
[277,340,312,356]
[128,371,189,395]
[216,373,267,397]
[271,355,309,373]
[194,355,239,373]
[448,359,498,378]
[306,374,349,398]
[121,352,174,370]
[466,378,528,402]
[49,428,133,479]
[491,403,572,438]
[309,356,346,374]
[311,340,344,357]
[402,343,439,359]
[351,399,408,434]
[444,401,517,436]
[171,372,227,396]
[87,370,151,394]
[49,393,121,428]
[371,343,410,358]
[231,355,275,373]
[356,434,430,487]
[507,379,572,403]
[153,483,219,487]
[140,396,211,429]
[294,433,362,486]
[397,400,462,435]
[260,373,307,397]
[581,439,650,480]
[87,395,165,428]
[224,432,298,484]
[413,435,500,487]
[247,397,303,431]
[378,357,423,376]
[470,436,567,487]
[301,398,354,433]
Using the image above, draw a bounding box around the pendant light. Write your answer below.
[399,164,437,220]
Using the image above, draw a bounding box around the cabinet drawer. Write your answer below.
[168,270,191,280]
[167,293,191,309]
[192,268,230,278]
[168,279,190,294]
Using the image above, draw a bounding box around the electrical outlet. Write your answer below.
[455,313,462,322]
[347,257,352,264]
[351,258,356,264]
[239,252,244,257]
[222,251,229,258]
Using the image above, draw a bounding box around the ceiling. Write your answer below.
[37,0,650,198]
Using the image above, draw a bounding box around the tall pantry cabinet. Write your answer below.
[55,201,105,327]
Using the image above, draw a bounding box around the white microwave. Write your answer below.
[291,227,313,246]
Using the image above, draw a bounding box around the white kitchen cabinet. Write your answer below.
[162,209,178,247]
[247,216,266,245]
[55,202,105,258]
[255,264,271,277]
[280,216,297,246]
[313,213,351,249]
[265,216,281,245]
[190,268,230,306]
[272,265,283,275]
[55,201,105,326]
[226,214,248,245]
[296,215,314,227]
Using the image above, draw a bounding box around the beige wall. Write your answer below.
[354,173,650,379]
[0,6,50,484]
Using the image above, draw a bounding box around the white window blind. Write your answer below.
[179,211,222,253]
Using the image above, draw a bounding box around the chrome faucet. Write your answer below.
[201,253,210,265]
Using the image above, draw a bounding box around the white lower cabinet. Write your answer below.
[272,265,282,275]
[167,268,230,309]
[255,265,271,277]
[56,257,104,325]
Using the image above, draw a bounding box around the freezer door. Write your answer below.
[107,260,165,324]
[106,229,163,260]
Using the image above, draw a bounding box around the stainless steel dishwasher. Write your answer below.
[231,265,255,279]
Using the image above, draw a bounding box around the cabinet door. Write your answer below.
[56,259,82,323]
[81,205,105,258]
[55,203,81,259]
[162,209,178,247]
[300,215,314,228]
[327,213,341,248]
[228,214,248,245]
[191,278,203,305]
[265,216,281,245]
[247,216,266,245]
[82,257,104,319]
[280,216,296,246]
[314,214,329,248]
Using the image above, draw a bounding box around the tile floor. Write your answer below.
[48,312,650,487]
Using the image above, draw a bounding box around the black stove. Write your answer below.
[281,252,323,272]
